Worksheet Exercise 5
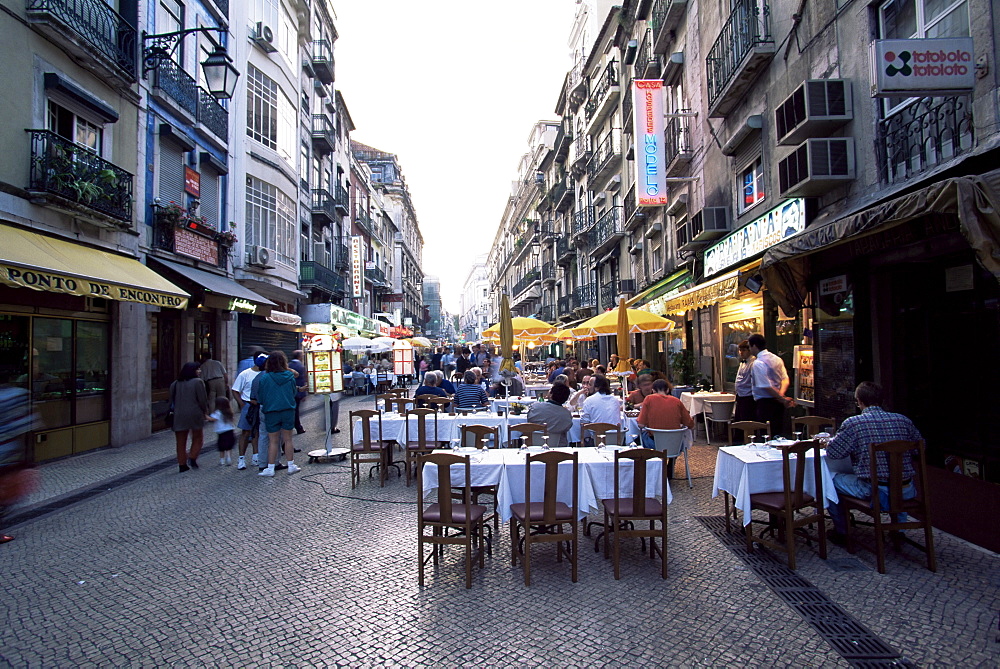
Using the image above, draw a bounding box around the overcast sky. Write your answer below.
[333,0,580,313]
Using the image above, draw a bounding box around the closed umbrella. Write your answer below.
[498,294,517,375]
[615,297,632,374]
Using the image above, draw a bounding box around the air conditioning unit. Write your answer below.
[644,221,663,239]
[253,23,278,53]
[775,80,852,146]
[778,138,856,197]
[248,245,274,268]
[618,279,637,293]
[690,207,730,242]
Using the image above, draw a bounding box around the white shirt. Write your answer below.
[231,367,260,402]
[581,392,622,427]
[567,388,591,410]
[750,349,788,401]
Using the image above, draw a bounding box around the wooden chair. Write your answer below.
[839,440,936,574]
[645,427,693,489]
[424,396,452,414]
[349,410,391,488]
[404,408,438,487]
[728,420,772,445]
[744,439,827,570]
[601,448,669,579]
[375,392,395,412]
[459,424,501,529]
[417,453,487,588]
[414,393,439,405]
[703,399,736,444]
[792,416,836,438]
[375,371,394,394]
[388,388,409,398]
[581,422,623,447]
[386,397,415,414]
[508,422,549,448]
[510,450,579,585]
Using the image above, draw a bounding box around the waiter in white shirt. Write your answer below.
[748,334,793,433]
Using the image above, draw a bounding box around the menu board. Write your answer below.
[792,345,814,407]
[307,350,344,394]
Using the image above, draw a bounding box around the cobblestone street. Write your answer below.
[2,393,998,667]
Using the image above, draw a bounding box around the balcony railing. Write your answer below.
[300,260,346,296]
[706,0,773,114]
[600,281,622,310]
[153,59,198,117]
[311,40,334,84]
[27,0,138,81]
[27,129,133,222]
[541,261,555,283]
[624,184,637,223]
[334,240,350,269]
[584,60,618,121]
[590,206,625,253]
[539,304,556,323]
[575,282,596,309]
[334,183,350,214]
[513,269,541,296]
[197,89,228,141]
[622,78,634,129]
[556,235,575,262]
[558,293,573,317]
[651,0,687,53]
[555,116,573,162]
[878,96,974,185]
[587,131,622,182]
[356,210,377,237]
[210,0,228,17]
[572,206,595,235]
[151,205,227,268]
[365,265,388,287]
[311,114,335,154]
[636,29,658,77]
[665,111,693,172]
[311,189,336,223]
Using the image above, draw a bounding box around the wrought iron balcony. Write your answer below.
[575,282,597,310]
[584,60,620,125]
[572,206,595,236]
[197,89,228,141]
[706,0,774,117]
[539,304,556,323]
[651,0,688,54]
[365,265,389,289]
[665,111,693,175]
[600,281,622,310]
[356,210,377,237]
[26,0,137,83]
[334,183,350,214]
[153,59,198,118]
[555,116,573,163]
[571,132,591,170]
[590,206,625,256]
[622,78,634,131]
[541,261,556,285]
[587,131,622,185]
[879,96,974,185]
[151,205,227,268]
[311,188,336,224]
[312,114,335,155]
[636,29,659,78]
[624,184,638,228]
[300,260,346,296]
[558,294,574,318]
[27,129,133,223]
[334,240,350,270]
[311,40,334,84]
[513,269,541,297]
[210,0,228,18]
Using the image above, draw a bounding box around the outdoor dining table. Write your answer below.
[422,446,673,523]
[711,441,840,526]
[680,391,735,416]
[490,396,538,413]
[523,384,552,398]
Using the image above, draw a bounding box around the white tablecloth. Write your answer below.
[490,396,537,413]
[351,412,453,444]
[523,384,552,398]
[422,447,672,522]
[712,444,839,525]
[681,392,735,415]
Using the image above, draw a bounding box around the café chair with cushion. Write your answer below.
[839,439,936,574]
[510,450,579,586]
[351,371,368,395]
[728,420,772,445]
[582,422,624,448]
[417,453,487,589]
[645,427,692,489]
[601,448,669,579]
[459,424,501,529]
[744,439,827,570]
[792,416,836,438]
[703,399,736,444]
[349,410,391,488]
[508,422,549,448]
[404,408,439,487]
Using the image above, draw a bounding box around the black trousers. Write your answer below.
[734,395,756,422]
[755,397,785,434]
[294,395,305,432]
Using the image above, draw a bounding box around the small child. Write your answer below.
[207,397,236,465]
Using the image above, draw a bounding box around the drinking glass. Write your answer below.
[542,434,550,450]
[792,430,804,443]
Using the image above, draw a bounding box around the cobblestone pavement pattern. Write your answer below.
[2,392,998,666]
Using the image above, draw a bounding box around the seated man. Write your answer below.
[525,381,573,448]
[413,371,448,407]
[434,370,457,396]
[581,375,622,427]
[823,381,923,545]
[626,374,655,406]
[453,371,489,410]
[567,371,595,411]
[637,379,694,449]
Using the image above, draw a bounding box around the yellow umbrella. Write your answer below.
[567,306,675,338]
[556,328,594,342]
[498,294,517,375]
[482,316,556,340]
[615,297,632,374]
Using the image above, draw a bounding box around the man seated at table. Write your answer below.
[567,371,595,411]
[526,381,573,447]
[434,370,457,395]
[637,379,694,449]
[413,371,449,407]
[491,372,524,398]
[454,371,489,411]
[823,381,923,546]
[626,374,655,406]
[581,375,622,434]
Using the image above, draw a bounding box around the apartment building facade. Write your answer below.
[459,255,490,342]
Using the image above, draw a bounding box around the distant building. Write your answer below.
[422,276,443,338]
[460,256,491,341]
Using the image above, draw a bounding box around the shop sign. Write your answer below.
[227,298,256,313]
[871,37,974,97]
[0,264,188,308]
[265,310,302,325]
[350,236,363,298]
[703,199,806,277]
[819,275,847,296]
[632,80,669,206]
[657,274,740,314]
[390,326,412,337]
[378,323,390,336]
[184,166,200,197]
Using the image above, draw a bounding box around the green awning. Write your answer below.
[626,269,692,307]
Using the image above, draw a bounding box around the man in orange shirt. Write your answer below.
[637,379,694,450]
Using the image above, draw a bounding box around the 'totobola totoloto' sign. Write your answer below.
[871,37,975,97]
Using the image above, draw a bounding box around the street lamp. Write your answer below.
[142,28,240,99]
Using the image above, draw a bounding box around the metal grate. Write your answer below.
[696,516,915,667]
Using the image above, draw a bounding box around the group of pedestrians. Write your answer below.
[169,347,308,477]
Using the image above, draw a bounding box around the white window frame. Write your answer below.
[246,175,296,267]
[738,156,766,214]
[245,65,296,166]
[47,99,105,156]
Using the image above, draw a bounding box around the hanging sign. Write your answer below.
[184,166,200,197]
[350,236,363,298]
[703,199,806,277]
[632,80,669,206]
[871,37,975,97]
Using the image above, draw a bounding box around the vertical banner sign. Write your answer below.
[633,80,668,206]
[350,235,363,298]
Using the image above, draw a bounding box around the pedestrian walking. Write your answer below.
[199,353,228,410]
[231,353,266,470]
[288,350,308,434]
[170,362,209,473]
[0,371,37,544]
[257,351,300,477]
[207,397,236,466]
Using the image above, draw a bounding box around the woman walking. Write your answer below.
[257,350,300,477]
[171,362,209,473]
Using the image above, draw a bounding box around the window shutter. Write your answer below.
[158,141,185,206]
[200,171,219,227]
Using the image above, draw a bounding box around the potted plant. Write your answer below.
[215,230,238,247]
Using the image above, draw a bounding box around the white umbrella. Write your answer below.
[372,336,397,348]
[342,336,378,351]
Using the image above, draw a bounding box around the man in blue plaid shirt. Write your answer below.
[824,381,922,544]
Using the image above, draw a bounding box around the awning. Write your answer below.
[642,269,741,316]
[0,224,189,308]
[761,168,1000,314]
[151,258,274,314]
[266,310,302,325]
[626,269,692,307]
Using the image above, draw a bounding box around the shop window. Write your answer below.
[75,321,109,424]
[739,157,765,213]
[650,232,663,273]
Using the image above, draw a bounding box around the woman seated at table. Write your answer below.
[637,379,694,449]
[413,372,448,407]
[526,381,573,448]
[626,374,655,405]
[454,371,489,410]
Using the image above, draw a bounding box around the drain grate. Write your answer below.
[3,458,175,529]
[697,516,915,667]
